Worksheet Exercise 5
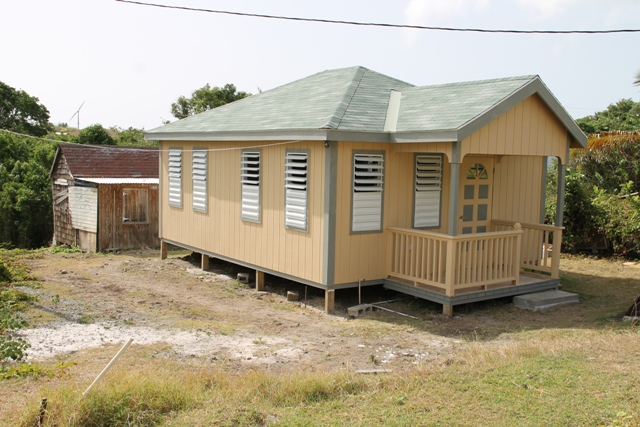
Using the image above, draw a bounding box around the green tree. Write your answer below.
[111,126,158,147]
[0,81,53,137]
[634,70,640,86]
[171,83,250,120]
[0,133,55,248]
[576,99,640,134]
[73,124,115,145]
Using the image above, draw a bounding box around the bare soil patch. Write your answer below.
[15,250,467,373]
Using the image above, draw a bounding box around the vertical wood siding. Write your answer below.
[160,141,325,284]
[333,142,452,285]
[492,156,543,224]
[461,94,569,163]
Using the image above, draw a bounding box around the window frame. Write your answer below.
[122,188,149,224]
[192,148,208,213]
[240,148,262,223]
[413,153,444,229]
[284,149,309,232]
[350,150,385,234]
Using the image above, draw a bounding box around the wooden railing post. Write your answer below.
[513,223,523,285]
[551,228,562,278]
[445,240,456,297]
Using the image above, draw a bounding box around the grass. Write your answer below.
[12,328,640,426]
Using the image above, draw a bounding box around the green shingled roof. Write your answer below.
[396,76,536,132]
[147,66,586,147]
[149,66,412,134]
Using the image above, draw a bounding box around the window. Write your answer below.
[284,151,309,232]
[192,148,207,212]
[241,150,261,222]
[168,148,182,208]
[414,154,443,228]
[123,189,148,224]
[352,152,384,233]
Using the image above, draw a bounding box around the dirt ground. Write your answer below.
[15,249,472,373]
[12,249,635,375]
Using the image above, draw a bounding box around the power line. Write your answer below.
[115,0,640,35]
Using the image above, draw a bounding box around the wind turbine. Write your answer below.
[69,101,85,130]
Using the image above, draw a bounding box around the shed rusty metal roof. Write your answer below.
[55,144,158,179]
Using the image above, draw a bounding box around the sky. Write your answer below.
[2,0,639,131]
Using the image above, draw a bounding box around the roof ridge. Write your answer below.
[323,66,368,129]
[410,75,538,91]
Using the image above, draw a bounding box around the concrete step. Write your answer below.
[513,290,579,311]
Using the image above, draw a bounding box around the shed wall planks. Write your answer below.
[51,155,75,246]
[98,184,159,251]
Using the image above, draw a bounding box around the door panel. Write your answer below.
[458,158,494,234]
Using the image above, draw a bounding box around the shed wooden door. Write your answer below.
[458,158,494,234]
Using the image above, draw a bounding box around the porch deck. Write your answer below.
[384,272,560,307]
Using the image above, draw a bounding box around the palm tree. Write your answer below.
[635,70,640,86]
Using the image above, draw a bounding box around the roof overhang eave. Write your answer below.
[145,129,395,143]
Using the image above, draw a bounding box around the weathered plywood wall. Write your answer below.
[159,141,325,284]
[69,186,98,232]
[98,184,159,251]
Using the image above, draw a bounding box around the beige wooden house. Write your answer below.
[147,66,586,314]
[50,144,160,252]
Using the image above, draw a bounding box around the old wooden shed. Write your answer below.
[146,66,587,314]
[50,143,159,252]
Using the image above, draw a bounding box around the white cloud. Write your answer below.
[403,0,489,43]
[516,0,583,19]
[404,0,489,24]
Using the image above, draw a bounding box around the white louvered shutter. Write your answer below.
[414,155,442,228]
[241,151,261,222]
[284,152,308,231]
[192,149,207,212]
[352,153,384,232]
[168,148,182,208]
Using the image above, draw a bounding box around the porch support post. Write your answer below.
[447,142,462,237]
[325,289,335,314]
[443,304,453,317]
[256,270,265,291]
[555,162,566,227]
[160,240,168,260]
[200,253,209,271]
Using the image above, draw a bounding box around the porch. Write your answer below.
[386,220,563,314]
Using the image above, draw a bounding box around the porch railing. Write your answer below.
[491,220,563,278]
[387,226,523,297]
